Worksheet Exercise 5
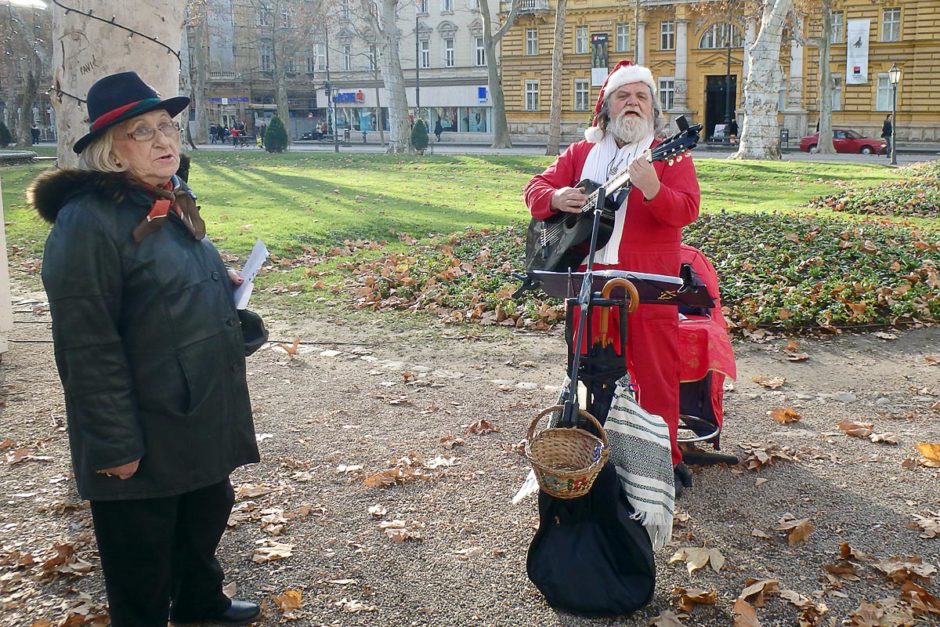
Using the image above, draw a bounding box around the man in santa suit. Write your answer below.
[524,61,699,492]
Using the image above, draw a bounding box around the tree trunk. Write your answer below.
[363,0,410,154]
[816,0,835,154]
[51,1,187,168]
[190,8,210,145]
[732,0,792,160]
[545,0,567,156]
[15,69,38,149]
[271,1,290,141]
[480,0,519,149]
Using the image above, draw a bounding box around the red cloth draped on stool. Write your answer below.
[677,245,736,431]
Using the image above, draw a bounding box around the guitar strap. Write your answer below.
[580,133,654,265]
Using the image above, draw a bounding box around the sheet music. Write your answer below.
[233,239,268,310]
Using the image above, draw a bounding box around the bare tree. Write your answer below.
[51,1,186,167]
[359,0,410,153]
[544,0,567,156]
[1,3,50,148]
[732,0,793,160]
[185,0,211,145]
[814,0,835,154]
[478,0,518,148]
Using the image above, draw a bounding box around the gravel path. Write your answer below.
[1,289,938,626]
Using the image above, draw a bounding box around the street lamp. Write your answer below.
[888,63,900,166]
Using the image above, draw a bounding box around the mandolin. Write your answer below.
[524,120,701,273]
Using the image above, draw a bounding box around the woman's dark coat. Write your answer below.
[28,165,259,501]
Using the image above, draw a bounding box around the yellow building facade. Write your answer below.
[501,0,940,144]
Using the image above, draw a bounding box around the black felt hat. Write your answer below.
[73,71,190,154]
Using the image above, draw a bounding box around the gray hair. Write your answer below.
[77,128,127,173]
[598,85,666,135]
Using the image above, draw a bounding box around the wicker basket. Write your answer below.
[525,405,609,499]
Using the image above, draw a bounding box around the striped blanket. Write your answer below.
[513,375,674,550]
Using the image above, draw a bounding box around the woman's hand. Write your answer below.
[227,268,244,286]
[551,186,588,214]
[97,459,140,480]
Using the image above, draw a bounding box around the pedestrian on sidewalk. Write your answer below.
[881,114,893,159]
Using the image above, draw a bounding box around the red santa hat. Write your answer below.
[584,60,657,143]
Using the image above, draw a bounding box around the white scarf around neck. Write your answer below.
[579,132,654,265]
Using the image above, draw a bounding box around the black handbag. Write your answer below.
[526,462,655,617]
[236,309,268,357]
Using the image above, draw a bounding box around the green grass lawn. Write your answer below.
[0,151,903,263]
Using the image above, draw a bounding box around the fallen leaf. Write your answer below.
[873,556,937,584]
[738,579,779,607]
[868,432,899,445]
[252,540,294,563]
[873,331,897,340]
[915,442,940,467]
[900,580,940,616]
[277,337,301,357]
[839,543,870,562]
[847,600,883,626]
[909,511,940,539]
[649,610,687,626]
[222,582,237,598]
[440,434,465,449]
[335,598,376,613]
[755,478,768,487]
[272,589,303,612]
[465,419,500,435]
[673,587,717,612]
[769,407,801,424]
[838,420,874,438]
[775,515,813,545]
[368,504,387,518]
[786,352,810,362]
[752,375,785,389]
[732,598,760,627]
[751,529,771,540]
[669,547,725,574]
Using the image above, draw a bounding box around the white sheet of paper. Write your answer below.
[233,239,268,310]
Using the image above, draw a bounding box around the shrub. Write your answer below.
[265,116,288,153]
[0,122,11,148]
[411,119,429,153]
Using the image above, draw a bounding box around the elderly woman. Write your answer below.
[28,72,261,626]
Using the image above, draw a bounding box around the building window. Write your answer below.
[343,44,352,71]
[442,0,453,13]
[368,45,377,70]
[341,0,349,19]
[475,37,486,66]
[260,44,272,71]
[285,57,295,74]
[660,21,675,50]
[526,28,538,55]
[831,75,842,112]
[257,9,271,27]
[881,8,900,42]
[281,7,292,28]
[699,23,742,49]
[306,55,316,74]
[574,79,589,111]
[443,37,455,67]
[316,43,326,71]
[876,73,893,111]
[778,86,787,111]
[575,26,588,54]
[659,78,674,110]
[616,23,629,52]
[420,40,430,68]
[830,11,844,44]
[417,0,428,14]
[525,80,539,111]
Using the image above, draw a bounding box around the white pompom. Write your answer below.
[584,126,604,143]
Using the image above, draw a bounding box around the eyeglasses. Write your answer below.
[125,121,181,142]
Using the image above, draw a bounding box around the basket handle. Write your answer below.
[527,404,608,448]
[599,278,640,348]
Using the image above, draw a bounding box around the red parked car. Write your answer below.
[799,129,887,154]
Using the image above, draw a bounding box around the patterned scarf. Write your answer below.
[132,176,206,243]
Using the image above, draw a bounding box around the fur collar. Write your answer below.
[28,154,191,224]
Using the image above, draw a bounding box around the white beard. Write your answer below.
[610,112,654,145]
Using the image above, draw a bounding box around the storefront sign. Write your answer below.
[333,92,357,103]
[478,86,488,103]
[209,96,249,104]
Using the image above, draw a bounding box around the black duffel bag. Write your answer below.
[526,462,655,617]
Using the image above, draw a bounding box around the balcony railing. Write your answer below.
[499,0,550,14]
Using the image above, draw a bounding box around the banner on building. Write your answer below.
[845,18,870,85]
[591,33,609,87]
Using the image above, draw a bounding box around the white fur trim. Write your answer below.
[584,126,605,143]
[604,64,656,98]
